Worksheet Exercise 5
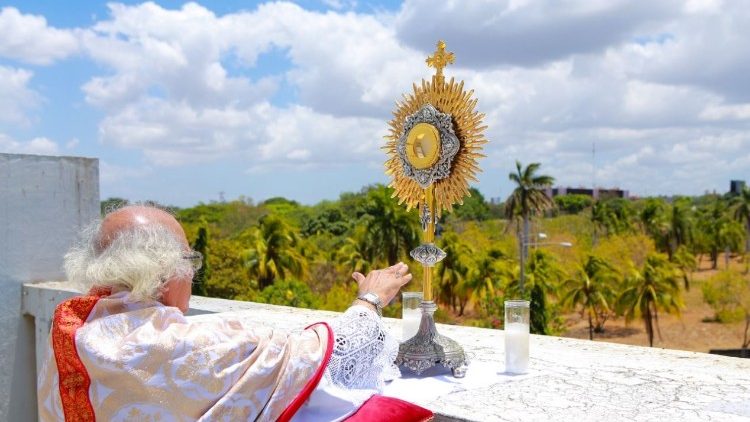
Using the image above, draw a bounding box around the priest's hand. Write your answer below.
[352,262,413,308]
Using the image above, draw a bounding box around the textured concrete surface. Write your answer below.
[391,323,750,421]
[1,154,98,421]
[26,281,750,421]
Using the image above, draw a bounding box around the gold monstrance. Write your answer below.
[386,41,488,377]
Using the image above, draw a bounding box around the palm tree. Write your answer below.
[664,198,694,259]
[641,198,694,260]
[699,201,744,269]
[467,248,508,304]
[591,201,615,246]
[607,198,636,234]
[591,199,636,246]
[640,198,669,252]
[467,248,514,319]
[733,186,750,262]
[699,201,725,269]
[672,245,697,290]
[244,215,306,290]
[360,186,420,265]
[562,255,618,340]
[505,249,564,334]
[436,231,473,315]
[617,254,683,347]
[336,227,375,275]
[505,161,555,293]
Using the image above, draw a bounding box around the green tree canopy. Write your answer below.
[261,197,302,218]
[257,279,320,309]
[453,187,491,221]
[100,197,130,215]
[437,231,473,315]
[555,194,593,215]
[359,185,420,265]
[301,205,349,237]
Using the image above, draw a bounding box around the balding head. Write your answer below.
[98,206,188,252]
[65,204,194,313]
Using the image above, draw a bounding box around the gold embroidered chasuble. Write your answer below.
[38,292,330,421]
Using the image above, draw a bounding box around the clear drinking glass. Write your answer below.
[504,300,530,374]
[402,292,423,341]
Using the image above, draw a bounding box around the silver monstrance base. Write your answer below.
[395,300,468,378]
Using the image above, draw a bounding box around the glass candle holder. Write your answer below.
[504,300,530,374]
[402,291,423,341]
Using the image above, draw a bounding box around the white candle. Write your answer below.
[504,322,529,374]
[402,308,422,341]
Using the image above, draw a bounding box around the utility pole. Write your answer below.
[519,230,526,294]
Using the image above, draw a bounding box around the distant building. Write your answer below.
[545,186,629,200]
[730,180,746,195]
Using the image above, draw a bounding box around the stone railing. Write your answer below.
[24,281,750,421]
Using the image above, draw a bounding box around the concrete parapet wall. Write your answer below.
[24,281,750,421]
[0,154,98,421]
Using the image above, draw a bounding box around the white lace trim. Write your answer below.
[325,305,400,391]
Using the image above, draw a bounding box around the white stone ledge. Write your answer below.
[24,281,750,422]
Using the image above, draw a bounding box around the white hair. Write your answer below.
[64,220,193,301]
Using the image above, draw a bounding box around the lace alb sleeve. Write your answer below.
[325,305,400,391]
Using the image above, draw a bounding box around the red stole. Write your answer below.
[51,292,109,422]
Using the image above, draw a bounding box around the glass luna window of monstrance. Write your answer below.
[405,123,441,169]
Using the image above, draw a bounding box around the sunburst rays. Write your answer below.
[384,76,488,216]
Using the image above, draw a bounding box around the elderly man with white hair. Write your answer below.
[38,205,433,421]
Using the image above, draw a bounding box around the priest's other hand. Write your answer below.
[352,262,412,307]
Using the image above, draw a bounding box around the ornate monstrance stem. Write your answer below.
[397,181,468,378]
[398,180,468,378]
[422,185,435,302]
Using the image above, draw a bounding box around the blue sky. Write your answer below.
[1,0,749,207]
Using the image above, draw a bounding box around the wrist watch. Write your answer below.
[356,292,383,317]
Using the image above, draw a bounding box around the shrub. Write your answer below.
[554,194,593,215]
[702,271,750,323]
[257,279,320,309]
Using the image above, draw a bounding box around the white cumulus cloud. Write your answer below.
[0,7,78,65]
[0,134,60,155]
[76,2,421,170]
[26,0,748,198]
[0,65,40,125]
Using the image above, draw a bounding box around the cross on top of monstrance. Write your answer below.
[425,40,455,80]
